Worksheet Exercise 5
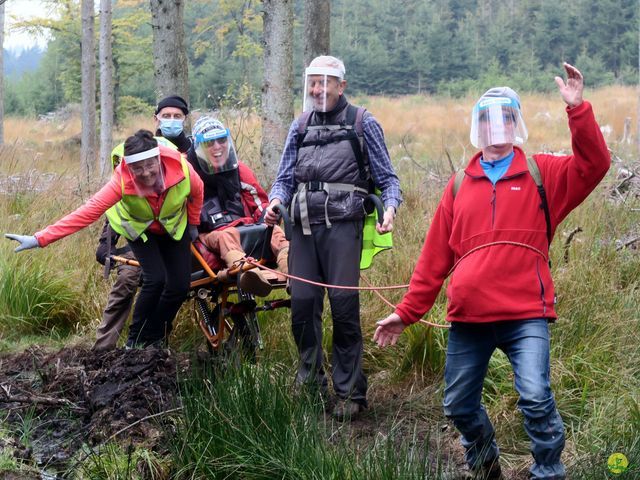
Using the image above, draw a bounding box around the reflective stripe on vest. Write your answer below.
[105,157,191,242]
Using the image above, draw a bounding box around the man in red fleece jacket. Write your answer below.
[374,63,610,480]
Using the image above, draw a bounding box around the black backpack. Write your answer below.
[296,105,369,182]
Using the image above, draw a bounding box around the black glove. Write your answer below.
[188,224,199,242]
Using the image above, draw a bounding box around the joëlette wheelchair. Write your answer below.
[111,196,384,358]
[188,204,292,358]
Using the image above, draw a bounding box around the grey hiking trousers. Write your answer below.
[289,220,368,406]
[93,251,141,351]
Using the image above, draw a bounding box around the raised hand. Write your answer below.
[554,62,583,108]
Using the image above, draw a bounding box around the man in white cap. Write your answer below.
[265,55,402,421]
[373,63,610,479]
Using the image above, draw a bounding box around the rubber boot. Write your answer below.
[223,250,272,297]
[275,247,289,282]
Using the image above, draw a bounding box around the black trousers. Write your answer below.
[289,220,368,405]
[126,232,191,346]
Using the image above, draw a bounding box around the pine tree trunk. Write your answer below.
[303,0,330,68]
[0,2,6,146]
[99,0,114,177]
[261,0,294,181]
[81,0,97,182]
[149,0,189,103]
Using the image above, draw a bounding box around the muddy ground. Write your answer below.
[0,346,530,479]
[0,346,187,478]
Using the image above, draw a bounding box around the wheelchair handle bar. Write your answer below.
[364,194,385,224]
[271,203,292,241]
[259,203,292,259]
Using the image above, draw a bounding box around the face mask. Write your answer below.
[159,118,184,138]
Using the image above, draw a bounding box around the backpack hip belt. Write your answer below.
[291,181,369,235]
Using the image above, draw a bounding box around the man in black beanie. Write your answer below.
[154,94,192,153]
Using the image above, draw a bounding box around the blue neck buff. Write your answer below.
[480,151,515,185]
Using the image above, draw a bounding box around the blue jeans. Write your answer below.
[443,319,566,480]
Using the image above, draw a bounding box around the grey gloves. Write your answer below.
[5,234,40,252]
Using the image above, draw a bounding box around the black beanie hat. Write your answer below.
[155,95,189,115]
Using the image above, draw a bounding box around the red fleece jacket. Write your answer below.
[395,101,610,325]
[35,146,204,247]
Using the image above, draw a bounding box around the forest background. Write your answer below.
[4,0,639,118]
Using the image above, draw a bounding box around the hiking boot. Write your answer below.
[238,269,273,297]
[443,459,503,480]
[222,249,273,296]
[478,459,503,480]
[332,399,365,422]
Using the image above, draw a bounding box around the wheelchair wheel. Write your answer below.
[224,311,258,362]
[197,296,259,362]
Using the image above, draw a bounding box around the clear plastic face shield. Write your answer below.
[470,97,528,149]
[194,127,238,174]
[303,66,344,113]
[123,147,165,197]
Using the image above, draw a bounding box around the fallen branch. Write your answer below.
[400,132,427,172]
[105,406,183,443]
[563,227,583,264]
[0,392,86,411]
[616,235,640,251]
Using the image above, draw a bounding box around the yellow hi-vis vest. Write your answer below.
[359,190,393,270]
[105,157,191,242]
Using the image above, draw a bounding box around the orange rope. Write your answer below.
[360,274,449,329]
[248,259,449,328]
[448,241,548,276]
[247,240,547,331]
[246,259,409,290]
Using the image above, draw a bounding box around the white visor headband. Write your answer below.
[305,66,344,80]
[124,147,160,164]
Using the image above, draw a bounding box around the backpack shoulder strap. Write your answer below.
[350,105,366,137]
[296,111,313,149]
[526,156,543,187]
[452,169,465,197]
[345,104,368,181]
[296,111,313,136]
[526,156,552,248]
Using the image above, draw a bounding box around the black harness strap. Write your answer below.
[296,105,368,181]
[345,105,368,181]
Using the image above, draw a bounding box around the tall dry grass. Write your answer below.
[0,86,638,475]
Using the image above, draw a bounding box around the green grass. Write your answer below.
[171,358,442,480]
[69,442,172,480]
[0,252,84,338]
